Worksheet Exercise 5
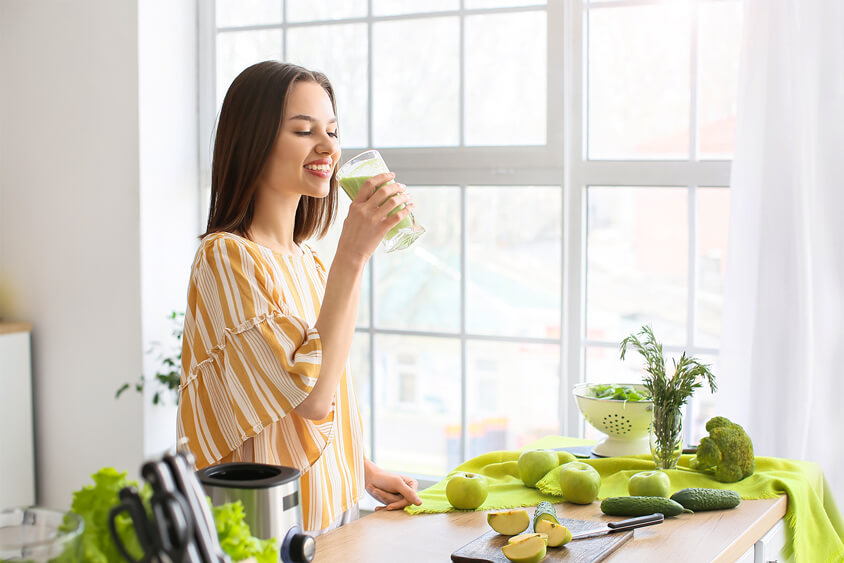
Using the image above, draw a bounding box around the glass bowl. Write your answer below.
[0,507,83,562]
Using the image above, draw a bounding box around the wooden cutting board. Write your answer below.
[451,517,633,563]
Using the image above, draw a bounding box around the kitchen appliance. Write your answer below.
[109,450,229,563]
[197,462,314,563]
[572,383,653,457]
[0,507,83,562]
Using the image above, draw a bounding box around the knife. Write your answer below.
[570,513,664,540]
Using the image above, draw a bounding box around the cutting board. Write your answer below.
[451,517,633,563]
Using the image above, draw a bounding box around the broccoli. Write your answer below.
[690,416,755,483]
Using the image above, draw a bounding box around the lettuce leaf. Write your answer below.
[213,501,279,563]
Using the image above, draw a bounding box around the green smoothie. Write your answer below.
[336,150,425,252]
[337,174,413,240]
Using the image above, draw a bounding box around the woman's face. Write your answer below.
[256,80,341,201]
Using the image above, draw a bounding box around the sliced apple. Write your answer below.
[507,532,548,545]
[535,519,572,547]
[501,535,547,563]
[487,509,530,535]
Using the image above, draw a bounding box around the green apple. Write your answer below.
[518,449,559,488]
[535,519,572,547]
[627,470,671,498]
[487,509,530,535]
[501,535,547,563]
[508,533,547,545]
[445,472,489,510]
[558,461,601,504]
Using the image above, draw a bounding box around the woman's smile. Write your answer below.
[304,158,334,178]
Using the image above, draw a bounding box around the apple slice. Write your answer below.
[535,519,572,547]
[507,532,548,545]
[501,535,547,563]
[487,509,530,535]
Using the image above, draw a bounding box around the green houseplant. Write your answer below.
[620,325,717,469]
[116,311,183,405]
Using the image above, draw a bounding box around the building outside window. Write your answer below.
[201,0,743,480]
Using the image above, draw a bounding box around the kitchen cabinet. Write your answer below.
[0,323,35,508]
[755,519,792,563]
[314,496,787,562]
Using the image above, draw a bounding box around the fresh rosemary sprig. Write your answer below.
[620,325,717,467]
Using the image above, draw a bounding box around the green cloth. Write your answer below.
[405,436,844,563]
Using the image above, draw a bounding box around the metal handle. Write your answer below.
[606,513,665,532]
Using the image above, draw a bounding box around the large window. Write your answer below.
[201,0,742,478]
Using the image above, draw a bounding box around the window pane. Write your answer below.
[467,341,559,454]
[588,4,691,159]
[466,0,545,8]
[286,24,368,148]
[351,332,372,458]
[306,195,371,327]
[467,187,561,338]
[287,0,366,22]
[695,187,729,347]
[585,186,688,346]
[374,186,461,332]
[373,0,457,17]
[372,17,460,147]
[216,0,281,27]
[374,335,460,475]
[698,1,743,159]
[686,353,718,445]
[216,30,283,110]
[465,12,546,146]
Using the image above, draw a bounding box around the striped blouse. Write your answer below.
[177,232,365,532]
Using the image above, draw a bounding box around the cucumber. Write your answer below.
[600,496,692,517]
[670,488,741,511]
[532,501,559,531]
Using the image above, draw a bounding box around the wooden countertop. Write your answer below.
[314,495,786,563]
[0,322,32,335]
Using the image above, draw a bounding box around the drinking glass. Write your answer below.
[336,150,425,252]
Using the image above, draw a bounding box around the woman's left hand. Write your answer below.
[364,459,422,510]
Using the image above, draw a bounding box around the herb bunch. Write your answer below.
[620,325,717,467]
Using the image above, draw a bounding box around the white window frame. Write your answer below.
[197,0,734,477]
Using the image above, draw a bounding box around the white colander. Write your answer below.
[572,383,653,457]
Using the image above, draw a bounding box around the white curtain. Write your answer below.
[718,0,844,505]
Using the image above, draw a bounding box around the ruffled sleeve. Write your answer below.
[177,234,325,467]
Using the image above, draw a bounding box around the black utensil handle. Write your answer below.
[108,502,149,563]
[606,513,665,532]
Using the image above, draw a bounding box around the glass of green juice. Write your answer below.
[336,150,425,253]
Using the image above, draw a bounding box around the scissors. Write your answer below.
[108,481,195,563]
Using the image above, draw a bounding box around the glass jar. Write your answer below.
[649,406,683,470]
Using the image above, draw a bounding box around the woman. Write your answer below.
[177,61,421,534]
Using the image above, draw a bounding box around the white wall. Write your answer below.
[0,0,200,508]
[138,0,200,457]
[0,0,144,509]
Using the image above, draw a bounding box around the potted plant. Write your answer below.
[620,325,717,469]
[116,311,183,405]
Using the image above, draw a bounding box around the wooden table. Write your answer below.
[314,496,787,562]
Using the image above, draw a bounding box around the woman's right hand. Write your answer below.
[336,172,414,263]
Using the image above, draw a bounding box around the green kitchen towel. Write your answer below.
[404,437,594,516]
[405,436,844,563]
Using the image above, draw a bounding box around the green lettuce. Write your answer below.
[213,501,279,563]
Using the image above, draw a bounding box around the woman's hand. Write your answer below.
[364,458,422,511]
[337,172,414,264]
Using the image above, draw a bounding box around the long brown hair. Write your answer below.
[203,61,339,243]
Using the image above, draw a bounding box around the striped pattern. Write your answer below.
[177,232,365,532]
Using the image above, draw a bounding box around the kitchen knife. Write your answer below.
[570,513,664,541]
